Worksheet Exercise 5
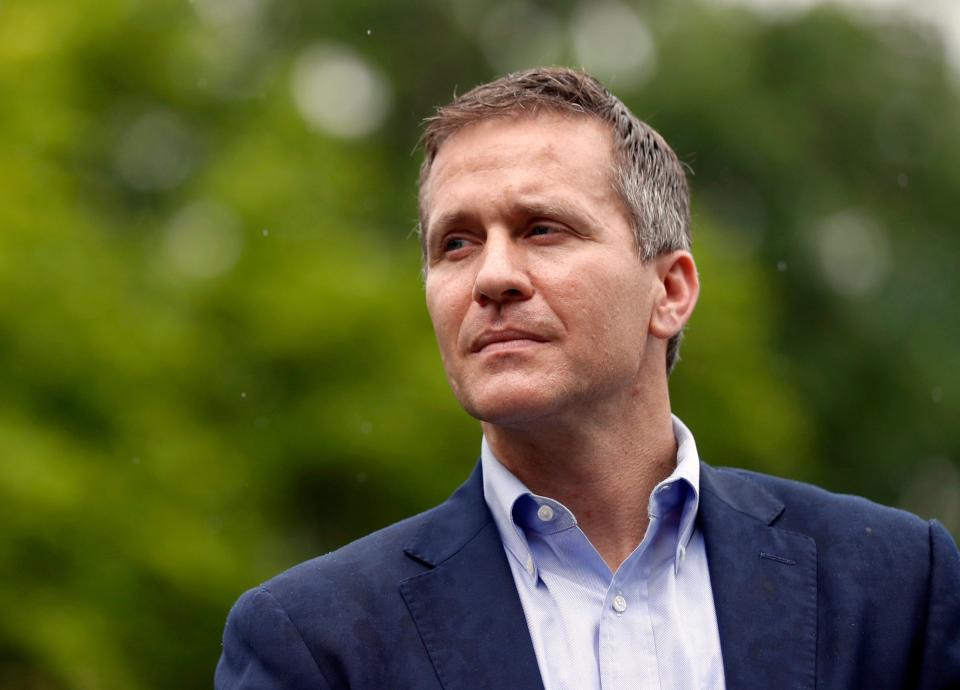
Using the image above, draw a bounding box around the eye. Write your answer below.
[443,237,468,252]
[528,223,561,238]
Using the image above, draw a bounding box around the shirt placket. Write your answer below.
[600,554,659,690]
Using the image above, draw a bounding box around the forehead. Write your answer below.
[422,114,619,233]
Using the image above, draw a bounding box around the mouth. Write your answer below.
[471,329,549,353]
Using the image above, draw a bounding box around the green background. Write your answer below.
[2,0,958,687]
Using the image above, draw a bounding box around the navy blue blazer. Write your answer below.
[216,463,960,689]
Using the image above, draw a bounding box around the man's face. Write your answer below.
[422,114,664,426]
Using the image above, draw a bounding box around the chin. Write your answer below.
[456,380,564,427]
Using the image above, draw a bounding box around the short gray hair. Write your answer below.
[418,66,692,373]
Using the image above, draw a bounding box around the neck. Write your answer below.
[482,387,678,572]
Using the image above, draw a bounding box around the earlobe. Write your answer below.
[650,251,699,339]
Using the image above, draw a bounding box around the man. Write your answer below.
[216,67,960,689]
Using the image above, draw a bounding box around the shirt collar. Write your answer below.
[481,414,704,578]
[481,436,541,581]
[661,414,702,575]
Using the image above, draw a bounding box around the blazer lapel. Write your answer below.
[399,464,544,690]
[699,464,818,690]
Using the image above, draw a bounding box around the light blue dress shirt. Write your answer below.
[481,415,726,690]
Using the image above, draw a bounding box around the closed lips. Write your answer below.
[471,330,548,352]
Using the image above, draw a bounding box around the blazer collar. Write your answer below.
[699,463,818,690]
[403,462,493,568]
[699,461,786,524]
[401,463,545,690]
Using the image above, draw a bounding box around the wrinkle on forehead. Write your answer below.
[422,114,619,236]
[423,112,610,179]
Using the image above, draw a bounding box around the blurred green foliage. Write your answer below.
[1,0,958,687]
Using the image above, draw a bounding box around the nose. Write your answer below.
[472,233,533,307]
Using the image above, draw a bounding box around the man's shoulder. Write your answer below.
[260,505,439,603]
[216,490,493,689]
[234,463,489,621]
[220,505,444,660]
[700,464,958,638]
[705,464,934,545]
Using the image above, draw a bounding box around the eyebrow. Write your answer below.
[517,199,598,229]
[426,199,599,241]
[426,210,476,242]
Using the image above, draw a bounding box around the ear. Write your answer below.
[649,251,699,339]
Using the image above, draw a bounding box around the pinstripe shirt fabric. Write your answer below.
[480,415,726,690]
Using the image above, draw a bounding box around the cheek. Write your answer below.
[564,265,650,346]
[425,279,467,352]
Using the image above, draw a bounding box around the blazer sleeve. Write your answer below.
[919,520,960,690]
[215,585,332,690]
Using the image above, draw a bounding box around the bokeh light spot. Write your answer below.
[570,2,656,89]
[813,209,891,298]
[290,43,392,140]
[163,201,244,279]
[114,110,196,192]
[479,3,565,74]
[190,0,263,28]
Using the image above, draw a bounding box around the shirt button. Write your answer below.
[612,594,628,613]
[525,555,535,576]
[537,504,555,522]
